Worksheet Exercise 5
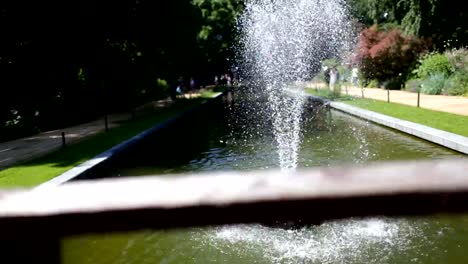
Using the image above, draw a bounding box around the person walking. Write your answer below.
[351,67,359,87]
[329,67,338,91]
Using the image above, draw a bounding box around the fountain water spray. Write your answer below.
[238,0,354,170]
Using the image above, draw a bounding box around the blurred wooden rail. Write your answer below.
[1,158,468,263]
[1,158,468,235]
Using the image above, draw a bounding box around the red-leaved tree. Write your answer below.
[355,25,428,87]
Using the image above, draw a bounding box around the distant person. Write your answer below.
[351,68,359,87]
[323,67,330,86]
[220,74,226,85]
[214,76,219,86]
[190,78,196,91]
[176,80,185,95]
[226,74,232,86]
[329,67,339,91]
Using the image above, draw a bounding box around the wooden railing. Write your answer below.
[1,158,468,263]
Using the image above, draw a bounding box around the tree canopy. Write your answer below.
[0,0,242,141]
[347,0,467,49]
[0,0,465,141]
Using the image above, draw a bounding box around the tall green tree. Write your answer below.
[192,0,243,76]
[0,0,215,141]
[347,0,467,49]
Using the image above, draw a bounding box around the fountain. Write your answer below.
[236,0,354,170]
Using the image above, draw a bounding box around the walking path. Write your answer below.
[306,83,468,116]
[0,113,132,170]
[343,86,468,116]
[0,98,175,171]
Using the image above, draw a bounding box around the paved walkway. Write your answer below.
[343,86,468,116]
[307,83,468,116]
[0,113,132,170]
[0,98,175,171]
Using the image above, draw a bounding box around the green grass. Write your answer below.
[0,97,215,188]
[306,88,468,137]
[305,87,354,101]
[345,98,468,136]
[200,90,222,98]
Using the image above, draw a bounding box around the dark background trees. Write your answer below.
[348,0,467,89]
[0,0,242,142]
[347,0,467,50]
[1,0,466,141]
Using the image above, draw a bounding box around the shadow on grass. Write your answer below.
[0,98,210,188]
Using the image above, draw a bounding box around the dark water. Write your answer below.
[63,95,468,264]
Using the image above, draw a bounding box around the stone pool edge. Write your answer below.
[35,92,225,189]
[327,100,468,155]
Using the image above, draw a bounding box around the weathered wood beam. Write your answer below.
[0,159,467,237]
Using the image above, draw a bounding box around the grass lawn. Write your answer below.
[306,88,468,137]
[0,95,218,188]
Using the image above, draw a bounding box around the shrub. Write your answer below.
[405,79,423,92]
[415,48,468,96]
[383,78,403,90]
[444,73,468,96]
[446,48,468,74]
[337,65,351,84]
[322,58,340,68]
[367,79,380,88]
[421,73,447,95]
[354,26,428,87]
[416,53,452,79]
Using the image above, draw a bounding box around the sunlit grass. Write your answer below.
[345,98,468,137]
[306,88,468,137]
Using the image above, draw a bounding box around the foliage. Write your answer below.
[322,59,340,68]
[416,53,452,79]
[444,73,468,96]
[355,26,428,87]
[0,0,242,142]
[347,0,398,25]
[414,48,468,96]
[405,79,423,92]
[336,65,352,83]
[446,48,468,72]
[192,0,243,75]
[383,78,403,90]
[347,0,468,49]
[367,79,380,88]
[420,73,447,95]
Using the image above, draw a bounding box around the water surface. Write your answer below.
[63,98,466,264]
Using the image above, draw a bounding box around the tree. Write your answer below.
[347,0,468,49]
[192,0,243,76]
[355,26,428,86]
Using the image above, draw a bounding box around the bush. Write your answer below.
[446,48,468,74]
[444,73,468,96]
[383,78,403,90]
[405,79,423,92]
[354,26,428,86]
[322,58,340,68]
[337,65,351,84]
[416,53,452,79]
[421,73,447,95]
[367,79,380,88]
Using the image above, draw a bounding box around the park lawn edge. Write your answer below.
[306,88,468,137]
[0,95,217,188]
